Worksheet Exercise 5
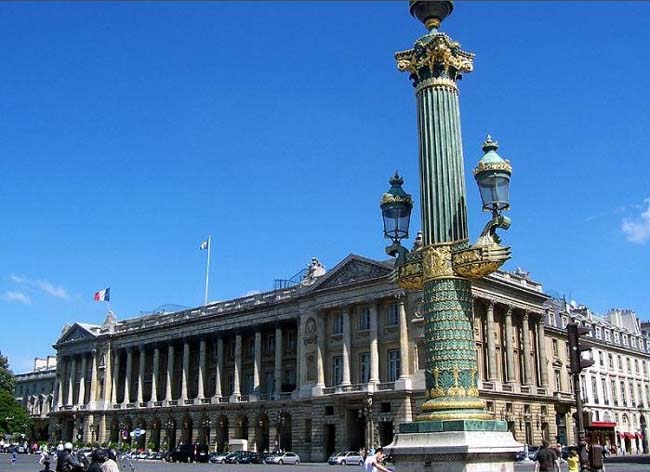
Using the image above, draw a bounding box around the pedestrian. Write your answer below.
[87,449,106,472]
[567,448,579,472]
[100,449,119,472]
[11,447,18,464]
[39,448,52,471]
[534,440,559,472]
[363,447,391,472]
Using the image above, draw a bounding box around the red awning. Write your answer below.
[623,432,635,439]
[619,432,625,438]
[590,421,616,429]
[636,432,644,439]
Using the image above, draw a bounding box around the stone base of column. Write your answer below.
[395,377,412,391]
[311,384,325,396]
[385,421,521,472]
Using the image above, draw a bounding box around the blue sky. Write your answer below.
[1,2,648,373]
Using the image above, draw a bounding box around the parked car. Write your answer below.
[209,452,229,463]
[224,451,246,464]
[265,451,300,465]
[527,446,540,461]
[329,451,364,466]
[237,451,266,464]
[167,444,209,463]
[329,452,346,465]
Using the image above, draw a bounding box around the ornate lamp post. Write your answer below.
[382,1,521,470]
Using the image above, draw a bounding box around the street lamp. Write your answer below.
[381,0,521,468]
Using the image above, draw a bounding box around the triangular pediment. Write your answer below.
[58,323,97,344]
[308,254,392,291]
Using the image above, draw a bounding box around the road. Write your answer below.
[3,454,649,472]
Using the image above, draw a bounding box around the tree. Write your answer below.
[0,351,16,394]
[0,389,30,435]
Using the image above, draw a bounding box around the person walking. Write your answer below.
[39,448,52,471]
[534,441,560,472]
[363,447,391,472]
[11,447,18,465]
[87,449,106,472]
[567,448,579,472]
[100,449,119,472]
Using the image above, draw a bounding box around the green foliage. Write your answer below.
[0,389,30,434]
[0,351,16,394]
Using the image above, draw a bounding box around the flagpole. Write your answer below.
[204,234,211,306]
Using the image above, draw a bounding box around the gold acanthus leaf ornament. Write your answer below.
[422,245,454,281]
[395,33,475,76]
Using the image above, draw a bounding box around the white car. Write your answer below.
[266,452,300,465]
[335,451,364,466]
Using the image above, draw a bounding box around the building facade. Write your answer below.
[50,255,563,459]
[15,356,57,441]
[544,303,650,454]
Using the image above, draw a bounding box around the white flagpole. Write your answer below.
[204,234,211,306]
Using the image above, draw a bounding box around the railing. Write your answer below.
[240,396,249,402]
[218,397,229,403]
[62,405,74,411]
[322,387,336,395]
[139,402,147,407]
[153,401,163,407]
[112,404,122,409]
[168,400,178,406]
[520,386,532,394]
[183,399,194,405]
[200,398,211,404]
[376,382,395,391]
[258,394,270,401]
[502,384,514,392]
[279,392,293,399]
[126,402,137,408]
[78,405,87,410]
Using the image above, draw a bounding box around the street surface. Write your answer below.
[2,454,649,472]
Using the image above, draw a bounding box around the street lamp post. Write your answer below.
[382,2,521,470]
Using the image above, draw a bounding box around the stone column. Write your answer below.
[137,345,146,403]
[522,311,533,385]
[369,304,380,384]
[124,348,133,403]
[103,347,113,406]
[165,344,174,401]
[56,374,63,409]
[504,307,515,383]
[341,310,351,386]
[316,315,325,387]
[181,341,190,400]
[536,314,549,389]
[398,297,411,380]
[233,334,242,398]
[67,357,76,405]
[274,328,283,397]
[214,338,223,398]
[297,318,305,391]
[111,351,120,404]
[78,354,87,405]
[486,301,498,381]
[198,339,206,399]
[89,351,98,403]
[253,332,262,395]
[152,347,160,402]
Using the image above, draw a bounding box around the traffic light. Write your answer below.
[567,322,594,374]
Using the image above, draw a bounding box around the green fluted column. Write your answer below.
[396,20,490,421]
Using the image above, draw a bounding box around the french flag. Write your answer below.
[94,288,110,302]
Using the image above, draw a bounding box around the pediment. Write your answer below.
[58,323,97,344]
[308,254,392,291]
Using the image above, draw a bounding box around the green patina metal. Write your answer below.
[400,419,509,434]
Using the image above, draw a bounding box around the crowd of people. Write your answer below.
[5,442,124,472]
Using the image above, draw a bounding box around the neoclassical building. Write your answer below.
[50,255,558,460]
[15,356,57,441]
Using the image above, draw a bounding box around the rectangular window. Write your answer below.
[359,307,370,331]
[387,350,400,382]
[333,314,344,334]
[304,419,312,443]
[229,342,235,360]
[333,356,343,385]
[621,381,627,405]
[286,332,296,352]
[605,330,611,342]
[387,304,399,326]
[227,375,234,396]
[554,370,561,392]
[264,371,274,395]
[618,355,623,371]
[592,378,599,404]
[602,377,609,405]
[359,353,370,383]
[611,380,617,406]
[284,368,296,388]
[245,373,254,394]
[248,338,255,359]
[627,358,632,372]
[552,339,558,357]
[267,335,275,354]
[608,354,614,369]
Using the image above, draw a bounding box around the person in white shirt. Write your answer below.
[363,447,391,472]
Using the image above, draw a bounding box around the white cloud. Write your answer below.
[1,291,31,304]
[8,274,71,300]
[621,198,650,244]
[242,290,261,297]
[36,280,70,300]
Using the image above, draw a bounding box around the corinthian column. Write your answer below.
[316,316,325,387]
[522,311,533,385]
[537,313,549,389]
[274,328,282,397]
[137,345,146,403]
[111,351,120,404]
[504,308,515,383]
[398,296,411,380]
[233,334,242,398]
[214,338,223,398]
[369,304,380,384]
[181,341,190,400]
[89,351,98,403]
[253,332,262,395]
[124,348,133,403]
[341,310,351,386]
[486,301,498,381]
[78,355,87,405]
[198,339,206,399]
[152,347,160,402]
[67,357,76,405]
[165,344,174,401]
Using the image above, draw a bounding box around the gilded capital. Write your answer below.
[395,32,474,89]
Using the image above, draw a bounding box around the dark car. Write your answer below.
[167,444,209,463]
[224,451,246,464]
[237,452,266,464]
